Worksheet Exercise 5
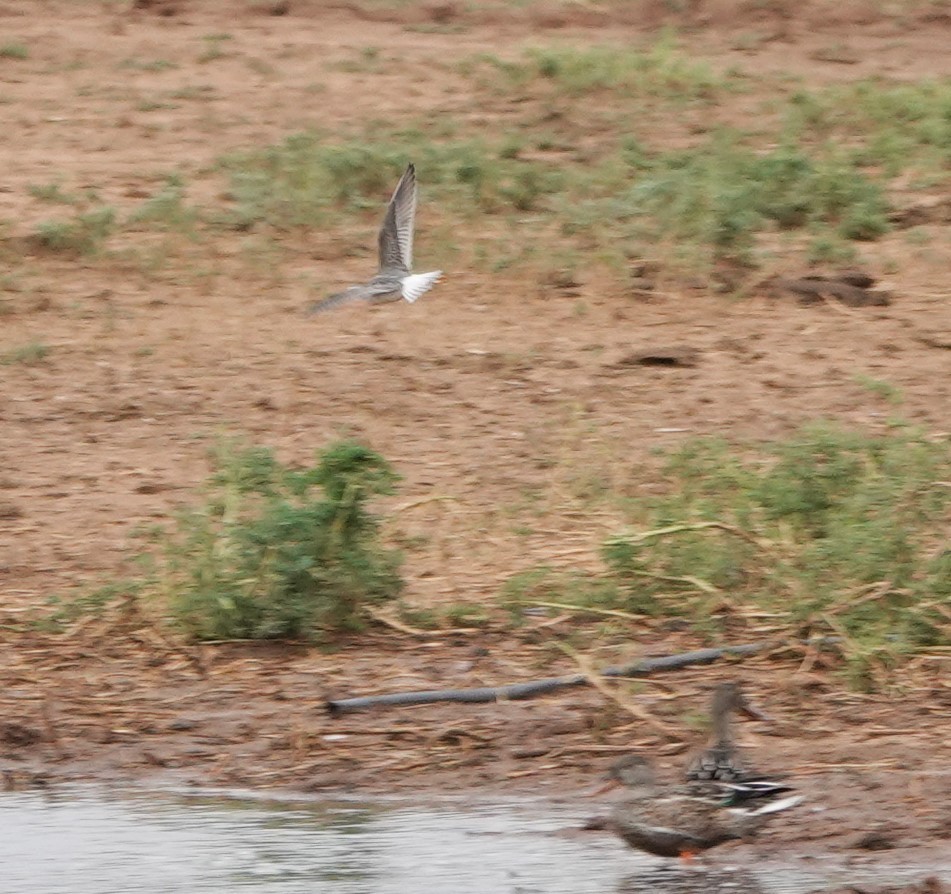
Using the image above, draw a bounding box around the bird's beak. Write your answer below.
[586,777,622,797]
[739,701,770,722]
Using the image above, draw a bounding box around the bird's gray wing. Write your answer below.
[307,284,377,315]
[378,164,417,274]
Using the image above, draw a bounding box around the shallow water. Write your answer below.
[0,786,943,894]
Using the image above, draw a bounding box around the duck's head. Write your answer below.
[712,682,769,722]
[589,754,657,796]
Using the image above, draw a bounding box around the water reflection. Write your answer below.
[0,787,943,894]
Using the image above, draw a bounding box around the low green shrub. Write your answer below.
[163,440,403,640]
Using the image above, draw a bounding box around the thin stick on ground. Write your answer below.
[525,600,649,623]
[393,495,461,514]
[366,606,479,637]
[606,520,773,552]
[557,642,679,739]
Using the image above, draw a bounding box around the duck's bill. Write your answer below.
[739,701,770,722]
[586,777,623,797]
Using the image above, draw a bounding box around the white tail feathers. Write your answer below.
[748,795,804,816]
[401,270,442,304]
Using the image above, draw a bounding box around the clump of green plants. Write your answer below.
[28,182,78,205]
[36,581,143,633]
[1,341,50,365]
[600,423,951,688]
[569,136,889,267]
[854,374,903,406]
[786,78,951,178]
[217,132,564,231]
[524,37,725,101]
[502,566,622,619]
[32,206,116,256]
[81,50,936,289]
[471,34,728,102]
[119,57,178,72]
[0,42,28,60]
[198,33,232,64]
[128,176,199,234]
[161,440,403,641]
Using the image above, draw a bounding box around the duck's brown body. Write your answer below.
[606,789,754,858]
[593,753,801,860]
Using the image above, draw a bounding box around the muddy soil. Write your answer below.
[1,0,950,876]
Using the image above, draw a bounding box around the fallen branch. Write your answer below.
[365,606,479,637]
[605,521,773,552]
[525,601,649,623]
[326,639,815,715]
[558,643,678,738]
[393,495,461,514]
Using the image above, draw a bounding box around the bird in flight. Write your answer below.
[308,163,442,314]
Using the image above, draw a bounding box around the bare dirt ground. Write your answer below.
[1,0,950,876]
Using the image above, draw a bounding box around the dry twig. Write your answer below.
[557,643,679,739]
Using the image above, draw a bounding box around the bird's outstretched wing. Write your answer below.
[378,164,417,274]
[307,285,375,315]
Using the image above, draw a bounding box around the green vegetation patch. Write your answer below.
[566,136,889,266]
[18,38,946,287]
[28,182,78,205]
[127,177,200,234]
[0,42,28,60]
[217,111,894,276]
[600,423,950,686]
[119,57,179,72]
[158,440,403,641]
[1,341,50,365]
[218,132,566,232]
[507,424,950,688]
[218,126,887,277]
[32,206,116,256]
[479,37,727,101]
[787,78,951,177]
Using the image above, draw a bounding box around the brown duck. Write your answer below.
[593,755,801,861]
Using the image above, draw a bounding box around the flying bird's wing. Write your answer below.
[307,285,375,315]
[378,164,417,274]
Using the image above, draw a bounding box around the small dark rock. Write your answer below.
[540,267,581,294]
[851,827,898,850]
[890,196,951,228]
[132,0,181,14]
[0,722,43,747]
[142,750,168,767]
[835,270,876,288]
[168,718,200,732]
[770,274,891,308]
[0,500,23,519]
[425,0,459,23]
[511,746,550,759]
[611,347,700,369]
